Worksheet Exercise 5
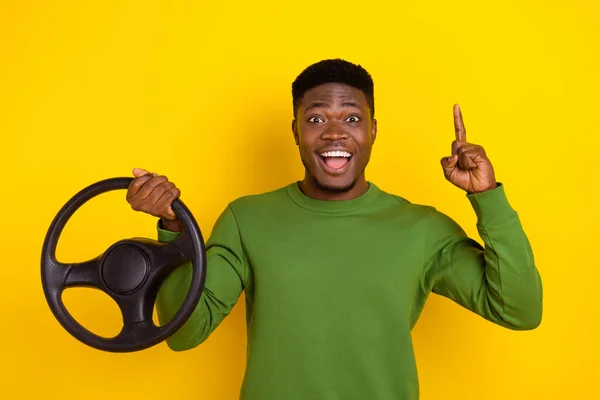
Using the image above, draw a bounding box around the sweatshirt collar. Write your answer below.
[286,181,380,214]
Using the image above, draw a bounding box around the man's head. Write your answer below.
[291,59,377,200]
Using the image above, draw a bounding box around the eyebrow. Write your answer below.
[304,101,363,112]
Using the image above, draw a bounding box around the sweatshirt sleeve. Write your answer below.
[155,204,250,351]
[422,183,543,330]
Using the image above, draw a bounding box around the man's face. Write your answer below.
[293,83,377,194]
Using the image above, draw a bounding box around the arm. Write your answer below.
[423,183,543,330]
[155,204,250,351]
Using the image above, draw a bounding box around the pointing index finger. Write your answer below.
[454,104,466,142]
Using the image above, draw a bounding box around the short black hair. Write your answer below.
[292,58,375,118]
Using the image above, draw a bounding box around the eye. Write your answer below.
[346,115,360,123]
[308,116,324,123]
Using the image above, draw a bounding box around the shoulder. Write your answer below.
[374,184,462,231]
[228,184,289,210]
[208,185,290,235]
[374,184,435,217]
[219,184,292,224]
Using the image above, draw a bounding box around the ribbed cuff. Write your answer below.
[157,220,182,243]
[467,183,517,226]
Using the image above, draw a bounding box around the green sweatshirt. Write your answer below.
[155,181,543,400]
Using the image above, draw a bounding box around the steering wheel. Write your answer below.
[41,177,207,353]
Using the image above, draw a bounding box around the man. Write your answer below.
[126,59,543,400]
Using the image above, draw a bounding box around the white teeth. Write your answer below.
[320,151,351,158]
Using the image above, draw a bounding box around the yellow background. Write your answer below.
[1,1,599,399]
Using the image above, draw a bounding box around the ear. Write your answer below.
[371,118,377,144]
[292,119,299,145]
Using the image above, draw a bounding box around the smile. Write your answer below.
[318,150,353,174]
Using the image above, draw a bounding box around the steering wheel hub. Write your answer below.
[102,244,148,295]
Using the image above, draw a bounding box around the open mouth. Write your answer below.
[318,150,353,173]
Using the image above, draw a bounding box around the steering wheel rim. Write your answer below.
[41,177,206,352]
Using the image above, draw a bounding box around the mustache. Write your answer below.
[318,142,354,153]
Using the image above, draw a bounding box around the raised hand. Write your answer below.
[440,105,498,194]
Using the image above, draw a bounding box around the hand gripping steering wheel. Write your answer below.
[41,177,206,352]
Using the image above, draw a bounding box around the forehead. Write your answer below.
[299,83,367,107]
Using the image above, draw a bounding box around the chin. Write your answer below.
[314,176,358,193]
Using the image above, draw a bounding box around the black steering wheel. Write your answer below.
[41,177,206,352]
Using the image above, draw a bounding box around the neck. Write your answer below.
[299,175,370,201]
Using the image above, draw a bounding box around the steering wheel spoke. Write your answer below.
[143,238,189,275]
[62,257,104,290]
[113,289,162,344]
[118,319,161,343]
[115,293,154,326]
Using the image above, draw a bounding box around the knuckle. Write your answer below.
[163,181,175,190]
[147,175,164,185]
[134,176,150,186]
[154,181,173,196]
[152,177,168,189]
[152,183,167,195]
[167,187,180,200]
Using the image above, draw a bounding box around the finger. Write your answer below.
[165,206,176,219]
[440,154,459,174]
[457,146,480,170]
[451,139,468,156]
[146,181,176,210]
[454,104,466,143]
[126,174,154,202]
[457,144,486,160]
[153,187,181,220]
[456,143,479,154]
[131,175,169,203]
[133,168,149,178]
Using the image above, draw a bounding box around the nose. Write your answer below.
[321,122,349,141]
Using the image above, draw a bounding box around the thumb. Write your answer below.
[133,168,150,178]
[440,155,458,173]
